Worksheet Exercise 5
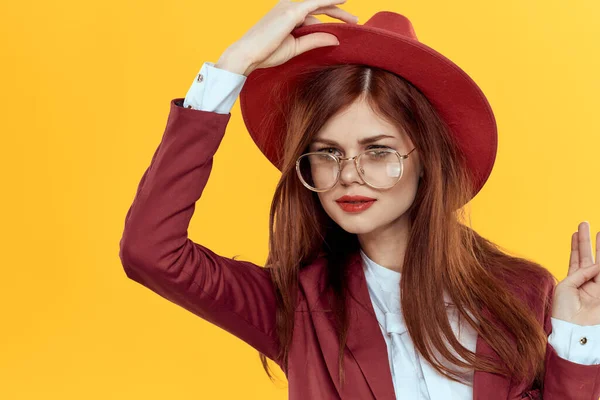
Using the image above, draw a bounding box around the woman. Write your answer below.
[118,1,600,399]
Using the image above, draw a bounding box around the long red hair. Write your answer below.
[256,63,555,390]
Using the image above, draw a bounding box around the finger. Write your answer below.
[562,263,600,289]
[301,0,348,9]
[578,221,595,267]
[300,0,349,19]
[594,232,600,283]
[310,5,359,24]
[294,32,340,54]
[568,231,579,276]
[296,0,346,15]
[300,15,322,26]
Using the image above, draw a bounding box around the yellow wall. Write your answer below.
[1,0,598,398]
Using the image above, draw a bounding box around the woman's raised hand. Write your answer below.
[216,0,359,76]
[552,221,600,326]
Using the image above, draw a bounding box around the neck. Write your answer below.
[357,214,410,273]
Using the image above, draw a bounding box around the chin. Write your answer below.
[324,204,410,237]
[326,209,386,235]
[335,220,379,235]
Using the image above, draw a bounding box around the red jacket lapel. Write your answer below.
[344,250,398,399]
[300,248,510,399]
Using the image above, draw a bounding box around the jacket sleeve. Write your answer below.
[542,275,600,399]
[118,98,280,364]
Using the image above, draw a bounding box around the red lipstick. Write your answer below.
[335,195,377,213]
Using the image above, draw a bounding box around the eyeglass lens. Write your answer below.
[297,150,403,191]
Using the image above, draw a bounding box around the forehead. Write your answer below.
[313,99,406,144]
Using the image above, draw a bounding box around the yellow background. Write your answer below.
[1,0,599,398]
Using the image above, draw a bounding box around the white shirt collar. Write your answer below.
[360,248,455,306]
[360,248,401,293]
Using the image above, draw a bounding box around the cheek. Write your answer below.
[382,172,420,208]
[316,192,343,222]
[317,192,333,211]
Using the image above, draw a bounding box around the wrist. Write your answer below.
[215,48,254,76]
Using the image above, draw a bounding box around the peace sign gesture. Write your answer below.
[552,221,600,326]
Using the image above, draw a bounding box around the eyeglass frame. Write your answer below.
[295,147,417,192]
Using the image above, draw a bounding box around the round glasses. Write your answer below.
[296,147,417,192]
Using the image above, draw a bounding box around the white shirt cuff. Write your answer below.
[548,317,600,365]
[182,61,247,114]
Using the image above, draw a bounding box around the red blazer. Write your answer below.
[119,98,600,400]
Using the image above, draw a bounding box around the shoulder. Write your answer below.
[502,259,557,327]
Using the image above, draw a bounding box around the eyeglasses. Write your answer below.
[296,147,417,192]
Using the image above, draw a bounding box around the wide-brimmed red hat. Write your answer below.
[239,11,497,201]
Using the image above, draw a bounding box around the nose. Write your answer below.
[339,157,365,186]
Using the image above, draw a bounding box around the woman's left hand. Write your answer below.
[552,221,600,325]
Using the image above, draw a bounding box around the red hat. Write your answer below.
[239,11,497,201]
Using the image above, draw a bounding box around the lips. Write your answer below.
[335,195,377,213]
[335,195,377,203]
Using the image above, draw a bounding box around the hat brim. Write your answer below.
[240,22,497,201]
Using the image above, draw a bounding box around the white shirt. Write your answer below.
[361,249,475,399]
[182,61,600,399]
[361,249,600,399]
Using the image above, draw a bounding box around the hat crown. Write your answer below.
[363,11,418,41]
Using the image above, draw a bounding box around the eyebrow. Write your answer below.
[311,134,398,146]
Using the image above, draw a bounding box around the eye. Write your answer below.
[315,147,342,156]
[365,145,394,160]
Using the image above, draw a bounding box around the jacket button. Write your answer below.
[579,336,587,345]
[197,73,204,82]
[186,105,192,109]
